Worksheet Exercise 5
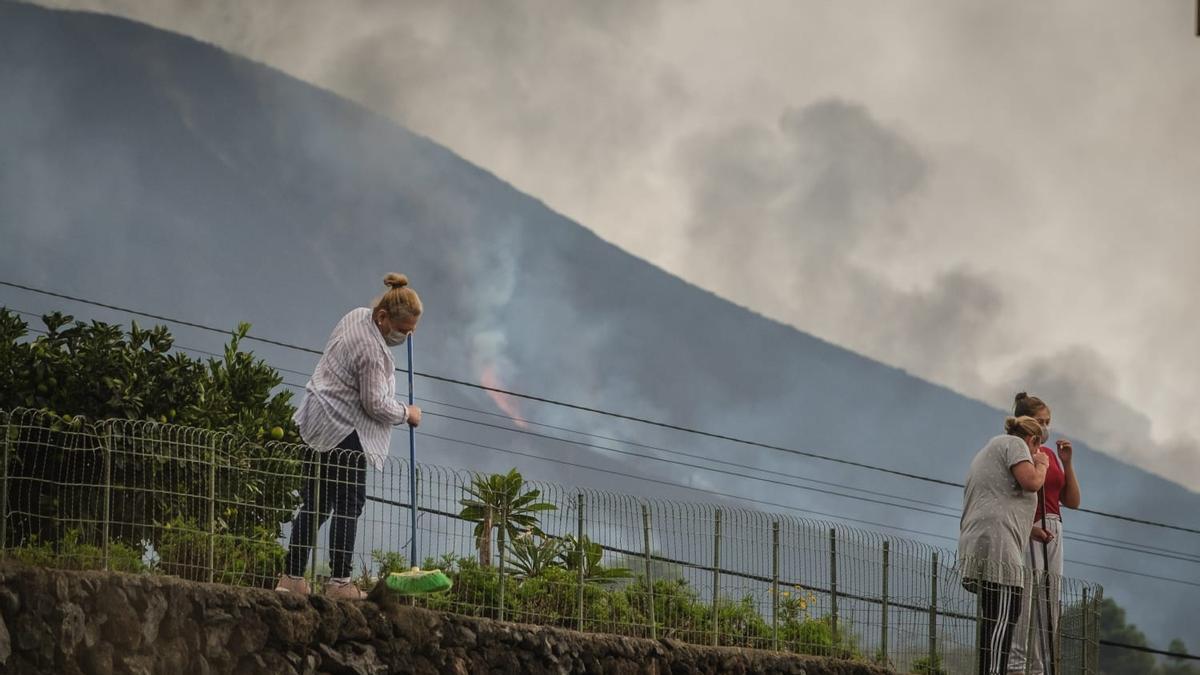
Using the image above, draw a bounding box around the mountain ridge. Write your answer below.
[2,0,1196,641]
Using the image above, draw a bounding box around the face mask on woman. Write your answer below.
[376,311,410,347]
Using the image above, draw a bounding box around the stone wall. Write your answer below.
[0,563,892,674]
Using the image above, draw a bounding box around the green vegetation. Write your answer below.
[1097,597,1198,675]
[413,550,859,656]
[16,312,1165,670]
[457,468,557,567]
[0,308,301,581]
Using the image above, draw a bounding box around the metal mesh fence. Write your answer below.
[0,407,1101,673]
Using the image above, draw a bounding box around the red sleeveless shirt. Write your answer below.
[1034,445,1065,520]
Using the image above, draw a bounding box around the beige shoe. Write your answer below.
[275,574,311,595]
[324,578,365,600]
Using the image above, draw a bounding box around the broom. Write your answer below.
[368,335,453,602]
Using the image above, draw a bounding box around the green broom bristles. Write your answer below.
[370,566,452,600]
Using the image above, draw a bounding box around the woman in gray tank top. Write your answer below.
[959,416,1049,675]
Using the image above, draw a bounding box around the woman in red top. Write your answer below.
[1008,392,1082,675]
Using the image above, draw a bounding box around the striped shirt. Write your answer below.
[293,307,408,470]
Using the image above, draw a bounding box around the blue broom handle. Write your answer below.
[407,335,417,566]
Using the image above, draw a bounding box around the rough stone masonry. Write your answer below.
[0,563,893,674]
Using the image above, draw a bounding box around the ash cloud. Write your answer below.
[674,100,1017,395]
[26,0,1200,507]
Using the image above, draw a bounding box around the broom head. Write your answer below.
[372,566,452,598]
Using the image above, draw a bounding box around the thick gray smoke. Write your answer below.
[36,0,1200,492]
[674,101,1016,395]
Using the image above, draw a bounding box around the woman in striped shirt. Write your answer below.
[276,273,424,599]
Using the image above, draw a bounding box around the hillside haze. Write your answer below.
[1,2,1197,644]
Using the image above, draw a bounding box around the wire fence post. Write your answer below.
[497,495,507,623]
[0,412,8,554]
[830,527,839,648]
[929,551,939,669]
[1093,588,1100,675]
[1081,587,1090,675]
[576,493,585,632]
[1024,569,1035,675]
[771,520,780,652]
[309,451,322,584]
[102,422,113,571]
[978,575,990,675]
[641,503,656,640]
[711,508,722,647]
[1053,573,1063,675]
[880,540,890,666]
[207,434,217,584]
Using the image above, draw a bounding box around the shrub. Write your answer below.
[909,654,947,675]
[2,528,145,573]
[1,309,302,555]
[154,516,286,587]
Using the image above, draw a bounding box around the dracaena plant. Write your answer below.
[504,533,566,579]
[558,534,633,584]
[458,469,556,567]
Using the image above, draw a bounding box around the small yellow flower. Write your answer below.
[781,591,791,598]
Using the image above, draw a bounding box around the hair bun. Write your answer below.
[1014,392,1028,402]
[383,273,409,289]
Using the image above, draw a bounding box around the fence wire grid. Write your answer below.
[0,407,1101,674]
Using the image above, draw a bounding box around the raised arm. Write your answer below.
[1057,439,1081,509]
[1012,451,1049,492]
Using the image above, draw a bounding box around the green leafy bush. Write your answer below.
[371,548,410,576]
[2,528,145,573]
[909,654,947,675]
[0,309,302,562]
[153,516,286,587]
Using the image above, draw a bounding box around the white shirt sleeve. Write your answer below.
[355,335,408,426]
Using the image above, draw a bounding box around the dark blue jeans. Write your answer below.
[285,431,367,579]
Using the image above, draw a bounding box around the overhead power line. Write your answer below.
[4,278,1200,538]
[12,309,1200,585]
[13,303,1200,571]
[1100,640,1200,660]
[412,428,1200,590]
[401,396,1200,565]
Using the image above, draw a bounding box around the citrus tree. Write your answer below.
[0,308,301,564]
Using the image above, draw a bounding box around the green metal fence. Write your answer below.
[0,407,1101,673]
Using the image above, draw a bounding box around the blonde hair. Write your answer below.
[373,273,423,319]
[1005,415,1045,442]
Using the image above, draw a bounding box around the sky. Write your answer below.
[33,0,1200,492]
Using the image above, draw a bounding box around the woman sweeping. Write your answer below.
[276,273,424,599]
[959,416,1049,675]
